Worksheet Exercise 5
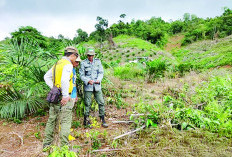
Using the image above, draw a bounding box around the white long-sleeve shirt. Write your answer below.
[44,57,73,98]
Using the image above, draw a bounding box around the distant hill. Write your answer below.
[83,35,176,64]
[83,34,232,70]
[171,34,232,69]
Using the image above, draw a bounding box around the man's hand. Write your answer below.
[88,80,94,85]
[61,96,70,106]
[95,80,100,84]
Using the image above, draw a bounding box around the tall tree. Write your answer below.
[73,28,88,44]
[10,26,47,48]
[183,13,191,22]
[118,13,126,23]
[95,16,108,47]
[58,34,64,39]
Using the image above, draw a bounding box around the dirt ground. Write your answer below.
[0,104,133,157]
[0,67,232,156]
[164,34,184,51]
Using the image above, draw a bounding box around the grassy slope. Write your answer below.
[84,34,232,69]
[171,35,232,69]
[84,35,176,64]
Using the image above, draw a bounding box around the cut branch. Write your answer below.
[92,146,157,153]
[113,125,146,140]
[112,121,134,124]
[92,148,138,153]
[10,132,23,146]
[130,114,151,117]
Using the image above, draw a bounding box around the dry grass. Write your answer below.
[93,128,232,157]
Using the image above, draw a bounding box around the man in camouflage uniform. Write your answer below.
[79,48,108,128]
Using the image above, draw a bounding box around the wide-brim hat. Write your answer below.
[86,48,95,55]
[65,46,78,56]
[75,56,82,62]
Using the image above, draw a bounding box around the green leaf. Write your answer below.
[181,122,188,130]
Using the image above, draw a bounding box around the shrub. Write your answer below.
[177,63,193,76]
[110,59,120,67]
[146,58,167,81]
[172,75,232,136]
[114,63,145,80]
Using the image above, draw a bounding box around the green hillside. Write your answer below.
[172,35,232,69]
[83,35,175,63]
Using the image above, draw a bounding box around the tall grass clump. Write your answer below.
[146,58,167,81]
[114,63,145,80]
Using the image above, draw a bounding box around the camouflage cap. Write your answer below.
[86,48,95,56]
[65,46,78,56]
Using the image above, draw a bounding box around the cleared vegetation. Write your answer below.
[0,8,232,157]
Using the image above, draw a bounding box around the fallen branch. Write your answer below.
[92,146,157,153]
[113,125,146,140]
[112,121,134,124]
[130,114,152,117]
[92,148,126,152]
[130,114,145,116]
[10,132,23,146]
[0,149,14,153]
[171,124,179,126]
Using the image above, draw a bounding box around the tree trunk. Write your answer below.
[107,32,116,49]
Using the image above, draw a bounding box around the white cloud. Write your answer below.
[39,15,97,39]
[0,0,232,40]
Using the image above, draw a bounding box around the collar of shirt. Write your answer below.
[62,56,72,63]
[87,58,95,64]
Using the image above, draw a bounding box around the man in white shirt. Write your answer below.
[43,46,78,148]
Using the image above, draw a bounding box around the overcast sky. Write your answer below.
[0,0,231,40]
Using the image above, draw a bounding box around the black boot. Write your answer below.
[100,115,108,128]
[83,115,92,128]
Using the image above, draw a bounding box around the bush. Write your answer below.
[161,74,232,137]
[177,63,193,76]
[146,58,167,81]
[114,63,145,80]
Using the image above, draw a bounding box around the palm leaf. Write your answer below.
[0,86,45,119]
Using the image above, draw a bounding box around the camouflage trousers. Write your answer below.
[84,90,105,117]
[43,99,75,147]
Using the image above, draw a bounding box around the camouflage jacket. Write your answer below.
[79,58,104,91]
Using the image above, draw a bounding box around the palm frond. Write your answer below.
[0,86,46,119]
[27,65,46,82]
[0,38,44,66]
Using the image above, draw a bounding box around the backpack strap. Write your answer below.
[53,62,58,87]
